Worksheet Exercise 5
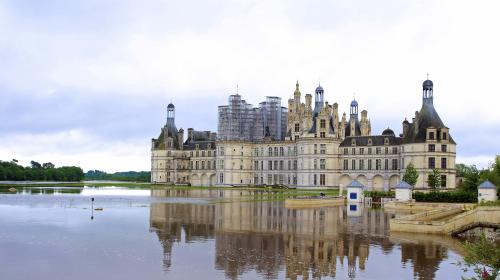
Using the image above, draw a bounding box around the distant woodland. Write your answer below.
[85,170,150,182]
[0,160,84,181]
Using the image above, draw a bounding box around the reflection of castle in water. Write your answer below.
[149,190,454,279]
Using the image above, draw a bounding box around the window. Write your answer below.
[429,131,435,140]
[207,161,211,169]
[368,139,372,145]
[280,160,284,170]
[320,159,326,170]
[359,159,364,170]
[293,160,297,170]
[208,151,212,157]
[385,147,389,154]
[376,159,381,170]
[441,175,447,187]
[201,161,205,169]
[441,145,447,152]
[274,161,278,170]
[320,119,326,128]
[219,173,224,183]
[368,148,372,155]
[280,147,284,156]
[314,144,317,154]
[320,144,326,154]
[313,174,317,185]
[268,161,273,170]
[343,160,348,170]
[320,132,326,138]
[392,147,398,154]
[267,174,272,184]
[219,147,225,156]
[294,123,300,132]
[351,139,356,146]
[195,161,199,169]
[350,193,357,199]
[320,174,326,186]
[360,148,364,155]
[352,160,356,170]
[268,147,272,156]
[344,148,348,155]
[376,147,381,155]
[314,159,318,170]
[428,157,435,169]
[368,159,372,170]
[196,151,199,157]
[441,158,447,169]
[254,148,259,156]
[442,132,447,140]
[384,138,389,145]
[274,147,278,156]
[254,161,259,170]
[352,148,356,155]
[384,159,389,170]
[392,159,398,170]
[428,144,435,152]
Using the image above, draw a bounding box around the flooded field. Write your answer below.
[0,186,472,279]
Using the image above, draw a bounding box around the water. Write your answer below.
[0,187,472,280]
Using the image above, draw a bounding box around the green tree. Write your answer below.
[30,160,42,169]
[459,234,500,280]
[403,162,419,187]
[428,168,441,189]
[42,162,55,169]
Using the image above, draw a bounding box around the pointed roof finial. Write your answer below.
[426,73,429,80]
[236,84,239,95]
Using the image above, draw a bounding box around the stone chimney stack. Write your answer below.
[178,128,184,150]
[402,119,409,137]
[305,94,312,110]
[188,128,194,141]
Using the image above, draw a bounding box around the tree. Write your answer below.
[459,234,500,280]
[428,168,441,189]
[30,160,42,169]
[458,164,480,193]
[403,162,419,187]
[42,162,55,169]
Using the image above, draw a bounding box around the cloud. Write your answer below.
[0,0,499,171]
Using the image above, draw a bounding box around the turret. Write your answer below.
[423,78,433,105]
[402,118,409,137]
[314,84,324,113]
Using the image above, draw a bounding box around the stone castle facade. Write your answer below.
[151,78,456,189]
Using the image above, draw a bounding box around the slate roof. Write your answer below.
[347,180,365,188]
[478,180,496,189]
[340,135,403,147]
[395,181,413,189]
[402,102,456,144]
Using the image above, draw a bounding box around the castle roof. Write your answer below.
[402,102,455,144]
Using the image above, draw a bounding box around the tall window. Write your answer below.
[441,158,447,169]
[359,160,365,170]
[294,123,300,132]
[274,147,278,156]
[313,174,317,185]
[352,160,356,170]
[368,159,372,170]
[314,159,318,170]
[320,159,326,170]
[441,145,447,152]
[320,144,326,154]
[428,157,435,169]
[441,175,447,187]
[320,132,326,138]
[376,147,381,155]
[384,159,389,170]
[352,148,356,155]
[320,119,326,128]
[268,160,273,170]
[442,132,447,140]
[268,147,272,156]
[429,132,435,140]
[392,147,398,154]
[320,174,326,186]
[280,147,284,156]
[360,148,364,155]
[219,173,224,183]
[428,144,435,152]
[392,159,398,170]
[314,144,317,154]
[343,160,348,170]
[368,148,372,155]
[344,148,348,155]
[376,159,381,170]
[385,147,389,154]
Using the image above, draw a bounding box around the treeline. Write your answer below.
[0,160,84,181]
[456,155,500,193]
[85,170,150,182]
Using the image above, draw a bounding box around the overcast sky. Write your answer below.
[0,0,499,172]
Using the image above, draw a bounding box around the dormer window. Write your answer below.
[429,132,435,140]
[442,132,447,140]
[195,144,199,149]
[368,139,373,146]
[384,138,389,145]
[351,139,356,146]
[207,144,211,149]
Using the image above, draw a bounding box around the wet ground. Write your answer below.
[0,186,473,279]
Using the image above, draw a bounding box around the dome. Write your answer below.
[167,103,175,109]
[315,84,323,92]
[422,79,433,88]
[350,100,358,107]
[382,128,395,136]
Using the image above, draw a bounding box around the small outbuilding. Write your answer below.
[347,180,365,203]
[478,180,497,202]
[395,181,413,202]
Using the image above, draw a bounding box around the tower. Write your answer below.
[423,77,433,104]
[314,84,324,114]
[167,103,175,127]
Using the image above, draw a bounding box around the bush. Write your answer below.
[413,191,476,203]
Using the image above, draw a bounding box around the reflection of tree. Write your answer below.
[149,192,452,279]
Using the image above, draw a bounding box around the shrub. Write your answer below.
[413,191,476,203]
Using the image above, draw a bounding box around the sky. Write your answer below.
[0,0,499,172]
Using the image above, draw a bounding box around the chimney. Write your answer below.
[305,94,312,109]
[188,128,194,141]
[178,128,184,150]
